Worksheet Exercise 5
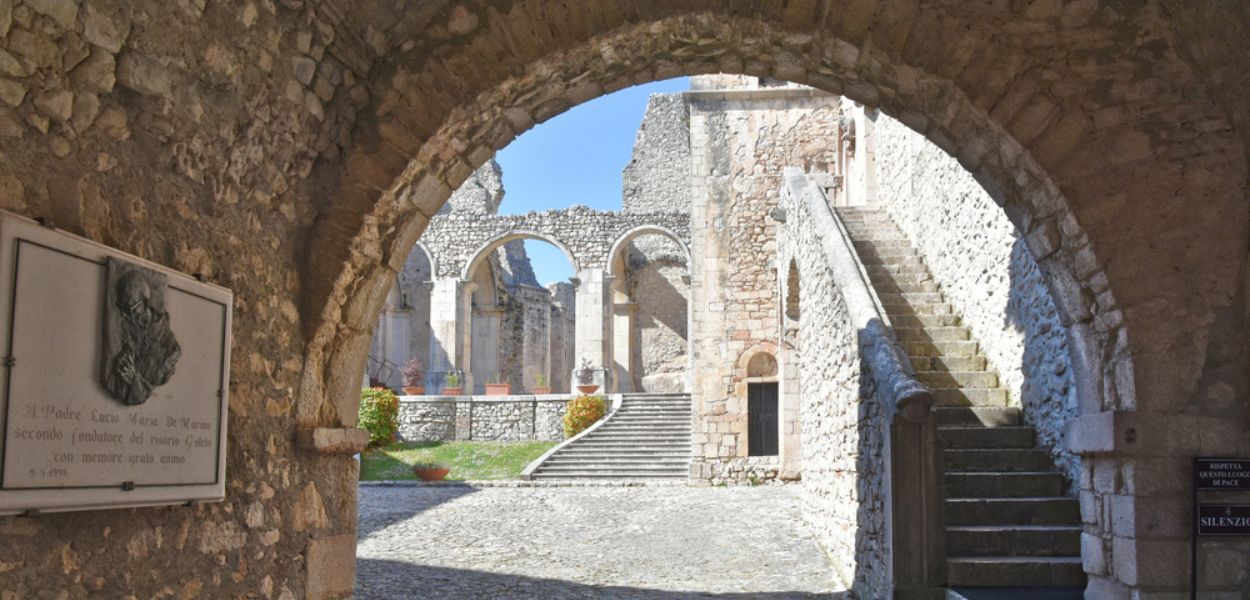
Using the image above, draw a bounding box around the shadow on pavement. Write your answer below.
[356,485,481,538]
[355,559,852,599]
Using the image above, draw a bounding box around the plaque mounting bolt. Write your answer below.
[2,356,14,368]
[121,481,135,491]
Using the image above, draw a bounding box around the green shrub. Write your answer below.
[563,394,606,438]
[359,387,400,447]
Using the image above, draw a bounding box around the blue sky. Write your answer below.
[495,77,689,286]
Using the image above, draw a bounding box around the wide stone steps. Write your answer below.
[529,393,692,480]
[946,472,1067,497]
[946,526,1081,556]
[946,557,1086,587]
[837,206,1083,591]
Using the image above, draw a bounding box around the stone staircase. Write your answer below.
[528,393,691,480]
[835,207,1085,590]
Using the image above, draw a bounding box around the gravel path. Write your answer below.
[355,484,848,599]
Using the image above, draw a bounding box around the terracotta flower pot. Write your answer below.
[412,467,449,482]
[485,383,511,396]
[531,386,552,395]
[576,384,600,394]
[442,387,463,396]
[402,386,424,395]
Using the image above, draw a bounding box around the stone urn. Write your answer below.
[576,385,600,394]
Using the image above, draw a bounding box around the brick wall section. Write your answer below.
[872,112,1080,487]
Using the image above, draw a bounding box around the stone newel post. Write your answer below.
[572,268,614,392]
[427,278,476,393]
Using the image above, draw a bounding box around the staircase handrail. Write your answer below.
[781,167,944,597]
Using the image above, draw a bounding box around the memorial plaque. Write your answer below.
[0,212,232,515]
[1197,505,1250,536]
[1194,458,1250,491]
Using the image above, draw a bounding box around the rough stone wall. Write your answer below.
[437,160,505,215]
[627,238,689,392]
[871,113,1080,486]
[688,86,841,483]
[778,173,886,594]
[421,204,690,279]
[396,397,567,443]
[547,282,576,393]
[516,284,553,392]
[622,93,689,215]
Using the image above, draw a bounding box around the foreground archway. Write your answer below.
[0,3,1247,600]
[294,7,1249,595]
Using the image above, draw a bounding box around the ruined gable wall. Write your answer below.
[688,89,840,483]
[873,113,1080,485]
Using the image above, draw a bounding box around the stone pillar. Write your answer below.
[427,278,475,393]
[573,268,614,392]
[612,301,637,393]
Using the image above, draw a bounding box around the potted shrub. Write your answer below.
[442,372,463,396]
[574,359,600,394]
[411,461,450,482]
[531,371,551,395]
[484,371,511,396]
[400,357,424,396]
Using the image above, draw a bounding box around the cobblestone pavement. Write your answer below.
[355,484,848,599]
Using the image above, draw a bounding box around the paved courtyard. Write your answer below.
[355,484,847,599]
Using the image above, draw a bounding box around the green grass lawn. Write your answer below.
[359,440,558,481]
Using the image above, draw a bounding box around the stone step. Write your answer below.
[882,302,953,316]
[891,314,961,328]
[910,355,988,372]
[902,340,979,357]
[542,459,691,467]
[939,426,1035,449]
[870,280,941,294]
[600,421,690,427]
[916,370,999,389]
[895,326,970,342]
[535,464,688,473]
[945,472,1067,497]
[945,497,1080,526]
[946,449,1055,472]
[865,264,930,276]
[931,388,1010,407]
[572,439,689,445]
[946,556,1086,588]
[860,255,926,268]
[595,427,691,434]
[608,417,691,423]
[946,525,1081,557]
[858,248,921,261]
[933,406,1021,427]
[878,291,946,305]
[530,471,688,479]
[853,239,913,250]
[553,451,691,459]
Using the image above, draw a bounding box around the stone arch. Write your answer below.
[737,342,781,381]
[460,230,579,282]
[292,7,1250,595]
[606,225,692,278]
[409,242,437,284]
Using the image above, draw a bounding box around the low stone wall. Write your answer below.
[398,396,569,442]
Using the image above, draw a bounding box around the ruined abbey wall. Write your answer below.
[687,82,840,483]
[871,113,1080,485]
